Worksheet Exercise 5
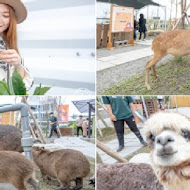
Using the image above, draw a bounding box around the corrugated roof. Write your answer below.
[97,0,159,9]
[72,99,95,113]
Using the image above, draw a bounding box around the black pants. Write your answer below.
[158,99,163,109]
[77,126,83,136]
[139,32,146,40]
[49,126,59,137]
[113,116,143,145]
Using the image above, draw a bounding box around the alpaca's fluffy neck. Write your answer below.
[154,163,190,190]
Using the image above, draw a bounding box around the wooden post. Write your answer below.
[97,140,127,163]
[55,98,62,137]
[29,124,37,139]
[97,111,109,128]
[96,117,103,137]
[22,97,47,144]
[97,101,114,127]
[97,101,108,113]
[107,4,113,50]
[173,3,190,30]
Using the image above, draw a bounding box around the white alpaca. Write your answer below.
[145,112,190,190]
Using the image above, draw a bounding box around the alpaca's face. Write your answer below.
[145,112,190,167]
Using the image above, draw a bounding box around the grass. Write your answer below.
[102,56,190,95]
[27,156,95,190]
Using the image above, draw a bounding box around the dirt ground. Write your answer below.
[27,156,95,190]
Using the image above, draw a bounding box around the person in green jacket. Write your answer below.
[48,112,60,138]
[102,96,147,152]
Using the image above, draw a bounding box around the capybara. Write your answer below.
[0,125,23,152]
[0,151,39,190]
[32,147,90,190]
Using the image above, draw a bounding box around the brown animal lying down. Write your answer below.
[0,125,23,152]
[0,151,39,190]
[32,147,90,190]
[97,163,164,190]
[145,112,190,190]
[145,29,190,90]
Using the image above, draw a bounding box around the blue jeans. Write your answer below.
[133,28,137,40]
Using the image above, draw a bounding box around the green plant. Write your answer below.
[72,121,82,135]
[0,70,50,95]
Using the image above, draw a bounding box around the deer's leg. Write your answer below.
[152,65,158,78]
[145,54,164,90]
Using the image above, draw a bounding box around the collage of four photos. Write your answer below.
[0,0,189,190]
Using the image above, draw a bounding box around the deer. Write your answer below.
[145,29,190,90]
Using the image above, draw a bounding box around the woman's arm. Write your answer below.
[105,104,117,121]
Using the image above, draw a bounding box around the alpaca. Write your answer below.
[145,112,190,190]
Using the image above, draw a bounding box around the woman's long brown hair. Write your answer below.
[3,5,19,53]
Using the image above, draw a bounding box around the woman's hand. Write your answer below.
[0,49,21,66]
[110,114,117,121]
[0,49,25,78]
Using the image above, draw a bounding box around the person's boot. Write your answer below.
[135,131,147,146]
[117,134,124,152]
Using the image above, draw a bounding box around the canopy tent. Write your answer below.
[72,99,95,138]
[97,0,159,9]
[72,99,95,113]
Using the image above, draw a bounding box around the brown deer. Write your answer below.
[145,29,190,90]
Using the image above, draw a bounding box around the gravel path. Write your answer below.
[97,55,173,94]
[97,44,149,58]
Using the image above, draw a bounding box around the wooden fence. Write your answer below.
[0,112,15,125]
[170,96,190,107]
[97,24,133,48]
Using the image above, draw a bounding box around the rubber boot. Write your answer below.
[117,134,124,152]
[135,131,147,146]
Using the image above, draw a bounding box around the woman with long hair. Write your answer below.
[0,0,33,89]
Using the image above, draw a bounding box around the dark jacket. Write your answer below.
[139,18,147,32]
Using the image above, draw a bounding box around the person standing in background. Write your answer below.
[76,115,83,137]
[48,112,60,138]
[102,96,147,152]
[139,13,147,41]
[133,16,137,41]
[82,118,89,138]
